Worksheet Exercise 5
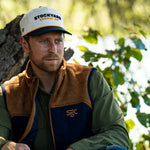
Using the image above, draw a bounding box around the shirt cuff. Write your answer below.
[0,137,10,149]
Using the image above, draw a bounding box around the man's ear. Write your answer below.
[20,36,30,54]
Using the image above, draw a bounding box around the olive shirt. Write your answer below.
[0,70,130,150]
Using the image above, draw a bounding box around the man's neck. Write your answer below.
[32,67,58,94]
[39,73,56,94]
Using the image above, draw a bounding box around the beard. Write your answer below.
[29,49,64,74]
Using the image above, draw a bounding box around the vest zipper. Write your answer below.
[49,106,56,150]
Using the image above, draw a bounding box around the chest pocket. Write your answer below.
[51,102,92,150]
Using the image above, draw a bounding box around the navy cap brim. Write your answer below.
[28,26,72,36]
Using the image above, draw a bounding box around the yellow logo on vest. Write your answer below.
[66,109,78,117]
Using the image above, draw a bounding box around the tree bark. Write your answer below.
[0,15,74,84]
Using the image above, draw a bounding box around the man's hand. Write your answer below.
[1,141,30,150]
[66,148,75,150]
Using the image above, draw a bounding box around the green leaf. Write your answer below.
[129,139,134,150]
[88,62,93,67]
[83,35,98,44]
[142,95,150,106]
[96,65,102,72]
[118,37,125,47]
[102,67,113,87]
[97,53,109,58]
[135,142,146,150]
[125,119,136,132]
[120,104,127,116]
[73,59,80,64]
[112,67,125,87]
[91,56,100,62]
[103,67,112,75]
[134,23,142,28]
[81,50,96,62]
[146,86,150,94]
[120,91,125,95]
[130,91,140,110]
[106,50,113,59]
[123,27,133,32]
[123,58,131,69]
[142,134,150,141]
[113,90,122,104]
[125,48,142,61]
[82,28,100,44]
[134,39,146,50]
[136,112,150,127]
[139,30,147,38]
[78,46,88,52]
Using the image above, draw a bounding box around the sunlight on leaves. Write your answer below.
[125,119,136,132]
[78,46,88,52]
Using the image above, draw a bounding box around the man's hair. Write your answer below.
[23,34,30,43]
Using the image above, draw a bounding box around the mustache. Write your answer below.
[43,54,59,59]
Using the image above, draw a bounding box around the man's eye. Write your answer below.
[55,39,62,43]
[40,39,48,43]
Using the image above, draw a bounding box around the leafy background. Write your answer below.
[71,27,150,149]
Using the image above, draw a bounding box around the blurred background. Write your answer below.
[0,0,150,149]
[0,0,150,35]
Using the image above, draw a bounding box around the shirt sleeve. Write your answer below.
[0,86,12,149]
[69,70,130,150]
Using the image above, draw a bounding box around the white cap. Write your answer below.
[20,6,72,36]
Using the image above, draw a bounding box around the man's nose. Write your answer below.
[48,41,57,53]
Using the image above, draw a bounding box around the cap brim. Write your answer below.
[27,26,72,36]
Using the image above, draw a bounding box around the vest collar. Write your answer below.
[24,58,67,81]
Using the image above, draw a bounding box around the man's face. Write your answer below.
[24,31,64,73]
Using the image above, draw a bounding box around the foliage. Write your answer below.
[0,0,150,35]
[75,26,150,149]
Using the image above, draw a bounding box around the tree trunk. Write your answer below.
[0,15,74,84]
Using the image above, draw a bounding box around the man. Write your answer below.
[0,6,130,150]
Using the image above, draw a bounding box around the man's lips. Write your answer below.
[45,57,58,62]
